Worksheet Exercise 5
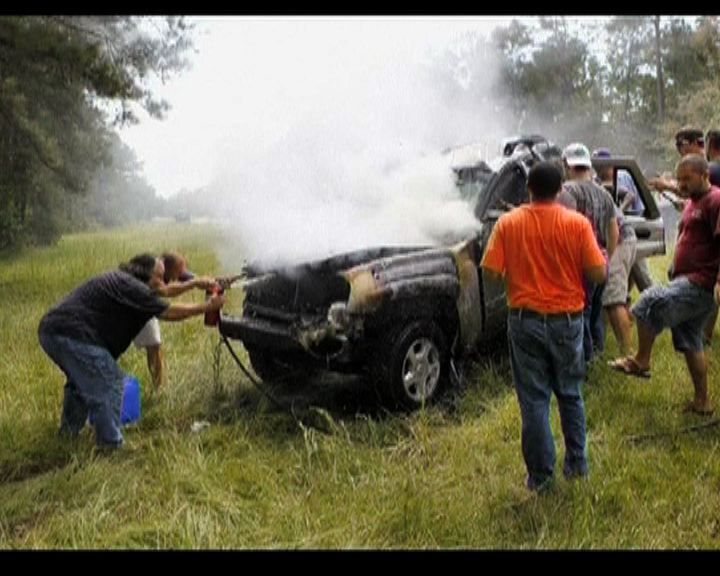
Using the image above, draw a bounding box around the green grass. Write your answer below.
[1,223,719,548]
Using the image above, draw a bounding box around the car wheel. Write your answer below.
[373,320,448,410]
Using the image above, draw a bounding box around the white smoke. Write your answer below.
[185,18,515,270]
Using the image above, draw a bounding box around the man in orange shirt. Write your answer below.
[482,161,607,492]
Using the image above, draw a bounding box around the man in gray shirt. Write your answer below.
[558,143,619,362]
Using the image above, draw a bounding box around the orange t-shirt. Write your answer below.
[481,202,606,314]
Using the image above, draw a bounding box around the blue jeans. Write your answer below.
[583,281,606,362]
[507,311,588,491]
[38,330,124,447]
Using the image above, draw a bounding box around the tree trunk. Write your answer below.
[654,15,665,122]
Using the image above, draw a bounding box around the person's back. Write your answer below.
[39,270,168,359]
[559,179,616,250]
[558,143,619,361]
[490,202,602,314]
[481,161,606,492]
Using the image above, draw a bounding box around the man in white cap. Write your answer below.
[558,143,619,362]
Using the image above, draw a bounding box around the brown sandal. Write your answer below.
[608,356,651,379]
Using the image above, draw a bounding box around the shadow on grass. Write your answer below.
[0,428,94,484]
[204,335,516,442]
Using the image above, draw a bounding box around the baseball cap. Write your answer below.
[562,143,592,167]
[591,147,611,159]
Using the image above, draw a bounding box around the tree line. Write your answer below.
[0,16,193,250]
[484,16,720,172]
[2,16,719,251]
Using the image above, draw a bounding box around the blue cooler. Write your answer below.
[88,375,142,426]
[120,375,141,425]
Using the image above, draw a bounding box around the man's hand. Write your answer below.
[207,292,226,311]
[216,275,243,290]
[649,175,677,193]
[659,190,686,212]
[192,276,217,290]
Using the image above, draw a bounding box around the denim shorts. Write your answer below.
[631,276,715,352]
[133,317,162,348]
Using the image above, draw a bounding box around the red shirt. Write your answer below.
[481,202,606,314]
[673,186,720,291]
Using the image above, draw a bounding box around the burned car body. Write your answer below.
[218,137,666,410]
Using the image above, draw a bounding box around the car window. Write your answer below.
[456,167,493,204]
[616,168,645,216]
[474,162,527,219]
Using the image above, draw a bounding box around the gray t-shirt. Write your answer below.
[558,180,617,248]
[39,270,169,359]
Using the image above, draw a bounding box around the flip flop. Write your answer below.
[608,356,651,379]
[683,402,715,417]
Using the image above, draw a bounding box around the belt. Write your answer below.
[509,308,583,321]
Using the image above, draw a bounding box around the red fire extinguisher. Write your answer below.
[204,284,224,327]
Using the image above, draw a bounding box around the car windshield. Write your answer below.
[455,165,494,204]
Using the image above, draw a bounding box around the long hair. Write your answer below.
[119,253,157,283]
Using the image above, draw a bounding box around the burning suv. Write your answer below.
[216,136,666,410]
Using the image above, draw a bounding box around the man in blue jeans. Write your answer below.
[558,143,618,363]
[482,162,607,492]
[38,254,226,448]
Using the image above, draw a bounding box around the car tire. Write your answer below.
[372,319,448,411]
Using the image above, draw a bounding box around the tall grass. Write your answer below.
[0,223,719,549]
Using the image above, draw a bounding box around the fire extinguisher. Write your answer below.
[204,284,224,327]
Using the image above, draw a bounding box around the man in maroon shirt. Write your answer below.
[610,154,720,416]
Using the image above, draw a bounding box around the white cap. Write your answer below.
[562,143,592,168]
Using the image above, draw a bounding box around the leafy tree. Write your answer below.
[604,17,652,123]
[0,16,193,249]
[491,17,604,144]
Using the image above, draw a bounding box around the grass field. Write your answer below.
[1,222,719,549]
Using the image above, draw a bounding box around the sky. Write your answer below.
[118,16,518,199]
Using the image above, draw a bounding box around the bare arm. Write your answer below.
[156,275,217,298]
[158,294,225,321]
[606,217,619,260]
[618,188,634,213]
[585,263,607,285]
[659,190,687,212]
[648,175,678,194]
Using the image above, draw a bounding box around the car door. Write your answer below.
[475,158,531,338]
[592,157,666,260]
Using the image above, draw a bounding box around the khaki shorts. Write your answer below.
[133,317,162,348]
[602,238,637,307]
